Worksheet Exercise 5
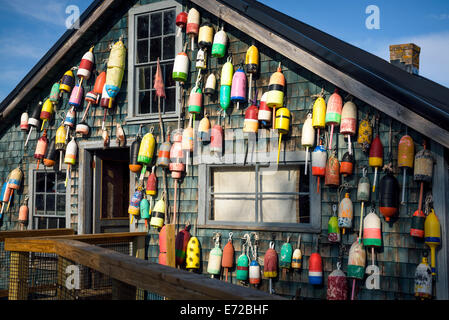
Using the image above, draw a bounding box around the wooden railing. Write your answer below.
[0,229,75,298]
[4,232,284,300]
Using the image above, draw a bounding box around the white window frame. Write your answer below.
[197,149,321,233]
[27,164,71,230]
[127,0,183,124]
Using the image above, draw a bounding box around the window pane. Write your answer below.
[258,167,299,223]
[259,194,299,223]
[46,172,55,192]
[163,36,175,60]
[164,62,175,87]
[164,88,176,113]
[163,10,176,35]
[150,37,161,61]
[37,216,47,229]
[150,12,162,37]
[139,91,152,114]
[56,194,65,215]
[35,194,45,213]
[56,172,66,193]
[212,168,256,222]
[137,40,148,63]
[59,218,66,228]
[48,218,57,229]
[36,172,45,192]
[46,194,55,213]
[138,66,152,90]
[137,15,149,39]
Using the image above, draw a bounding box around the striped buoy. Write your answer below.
[129,137,142,173]
[43,139,56,167]
[77,46,95,80]
[338,193,353,234]
[172,51,189,83]
[211,26,227,58]
[20,112,29,132]
[150,196,165,229]
[325,89,342,149]
[204,73,216,95]
[230,67,247,109]
[156,138,171,168]
[169,129,185,179]
[128,189,143,224]
[258,92,271,127]
[60,69,75,93]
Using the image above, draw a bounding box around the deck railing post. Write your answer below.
[132,235,146,300]
[8,251,29,300]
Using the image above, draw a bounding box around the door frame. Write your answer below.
[78,138,137,234]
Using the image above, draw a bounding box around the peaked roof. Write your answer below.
[1,0,448,148]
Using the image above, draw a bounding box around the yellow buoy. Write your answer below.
[275,107,290,164]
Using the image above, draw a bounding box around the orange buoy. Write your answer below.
[398,134,414,204]
[324,151,340,187]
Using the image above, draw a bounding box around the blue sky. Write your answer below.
[0,0,448,103]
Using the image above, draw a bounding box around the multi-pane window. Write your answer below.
[33,170,66,229]
[207,164,313,227]
[134,6,177,116]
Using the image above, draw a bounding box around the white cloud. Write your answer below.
[353,31,449,88]
[5,0,67,26]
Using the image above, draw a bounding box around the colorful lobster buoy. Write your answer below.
[210,117,224,155]
[195,48,206,70]
[25,102,42,147]
[292,235,302,270]
[175,12,187,37]
[169,128,185,179]
[150,195,165,229]
[324,151,340,187]
[412,142,434,238]
[230,67,247,110]
[357,115,373,153]
[338,193,353,235]
[327,263,347,300]
[64,136,77,187]
[186,235,201,271]
[369,136,383,193]
[129,135,142,173]
[6,167,23,210]
[414,251,432,300]
[204,73,216,95]
[207,233,222,277]
[40,99,53,131]
[309,239,323,285]
[128,189,143,224]
[236,244,250,282]
[363,207,382,266]
[198,114,210,145]
[311,143,326,193]
[243,104,259,164]
[146,167,157,197]
[264,241,278,294]
[249,234,260,286]
[198,22,214,49]
[186,8,200,50]
[49,82,60,105]
[301,113,315,175]
[340,100,357,155]
[424,208,440,276]
[93,71,106,104]
[43,139,56,167]
[280,237,292,280]
[173,51,189,83]
[348,238,366,300]
[105,38,126,103]
[175,224,191,267]
[59,69,75,94]
[275,107,290,164]
[379,172,399,221]
[78,70,106,134]
[139,197,151,229]
[0,181,11,216]
[56,125,67,169]
[20,112,29,132]
[188,85,202,125]
[219,57,233,113]
[68,84,84,109]
[258,92,271,128]
[398,134,414,204]
[156,133,171,168]
[182,115,194,174]
[328,204,340,243]
[34,129,48,170]
[325,89,342,150]
[18,197,29,230]
[245,45,259,102]
[64,107,76,143]
[266,63,285,128]
[77,46,95,86]
[137,130,156,181]
[357,167,370,237]
[312,94,326,142]
[211,26,227,58]
[222,232,234,282]
[340,152,354,177]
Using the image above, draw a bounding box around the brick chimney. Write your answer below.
[389,43,421,75]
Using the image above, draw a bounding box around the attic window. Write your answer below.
[127,1,182,123]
